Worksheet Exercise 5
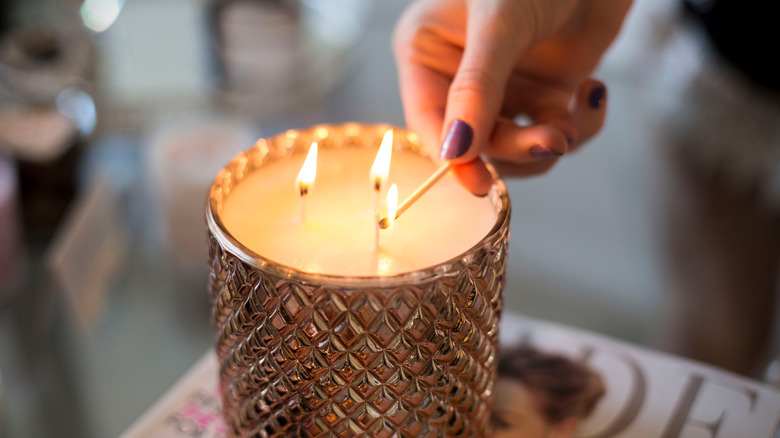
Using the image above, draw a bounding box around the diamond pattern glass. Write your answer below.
[207,124,511,437]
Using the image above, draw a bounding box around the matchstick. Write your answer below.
[378,162,452,229]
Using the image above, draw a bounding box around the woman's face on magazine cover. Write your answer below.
[492,379,579,438]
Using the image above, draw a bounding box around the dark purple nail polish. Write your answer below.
[529,145,562,159]
[588,86,606,109]
[439,119,473,160]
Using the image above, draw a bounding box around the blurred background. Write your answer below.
[0,0,778,436]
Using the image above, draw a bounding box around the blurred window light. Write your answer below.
[56,88,97,136]
[80,0,125,33]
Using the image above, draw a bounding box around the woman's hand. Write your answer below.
[393,0,632,194]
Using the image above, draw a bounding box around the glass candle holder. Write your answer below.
[206,123,511,437]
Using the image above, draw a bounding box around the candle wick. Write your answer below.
[299,185,307,223]
[373,186,380,215]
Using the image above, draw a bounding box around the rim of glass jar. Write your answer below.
[206,123,511,289]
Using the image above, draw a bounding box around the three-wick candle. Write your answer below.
[220,132,496,276]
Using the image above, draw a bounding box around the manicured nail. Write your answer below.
[588,86,606,109]
[529,145,562,159]
[439,119,473,160]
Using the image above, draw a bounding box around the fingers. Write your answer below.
[521,79,607,151]
[435,79,609,192]
[393,0,612,193]
[491,159,559,178]
[570,79,607,149]
[452,119,566,191]
[451,158,494,196]
[480,119,564,181]
[439,3,528,164]
[396,62,449,157]
[481,79,607,180]
[503,79,607,150]
[483,119,568,163]
[392,0,466,157]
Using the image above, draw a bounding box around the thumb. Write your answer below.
[439,4,529,163]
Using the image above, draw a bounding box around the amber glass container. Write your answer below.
[207,123,511,437]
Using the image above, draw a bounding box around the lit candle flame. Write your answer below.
[297,142,318,196]
[370,131,393,191]
[385,184,398,229]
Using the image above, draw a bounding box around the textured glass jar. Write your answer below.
[207,123,511,437]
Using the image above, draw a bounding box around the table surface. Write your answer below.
[119,313,780,438]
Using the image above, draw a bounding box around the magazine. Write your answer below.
[121,313,780,438]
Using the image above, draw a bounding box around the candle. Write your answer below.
[207,124,511,438]
[220,140,496,276]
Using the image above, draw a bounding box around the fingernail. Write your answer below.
[439,119,473,160]
[588,86,606,109]
[529,145,562,159]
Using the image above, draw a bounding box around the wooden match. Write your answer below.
[378,161,453,229]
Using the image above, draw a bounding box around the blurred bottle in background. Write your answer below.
[0,156,24,303]
[208,0,302,112]
[207,0,372,117]
[0,0,96,245]
[145,118,255,318]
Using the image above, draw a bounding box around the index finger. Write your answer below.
[395,61,449,158]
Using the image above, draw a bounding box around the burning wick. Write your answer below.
[296,142,318,223]
[370,130,393,211]
[378,162,452,229]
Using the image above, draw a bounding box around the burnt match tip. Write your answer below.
[378,217,391,229]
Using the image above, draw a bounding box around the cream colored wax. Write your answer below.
[222,147,496,276]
